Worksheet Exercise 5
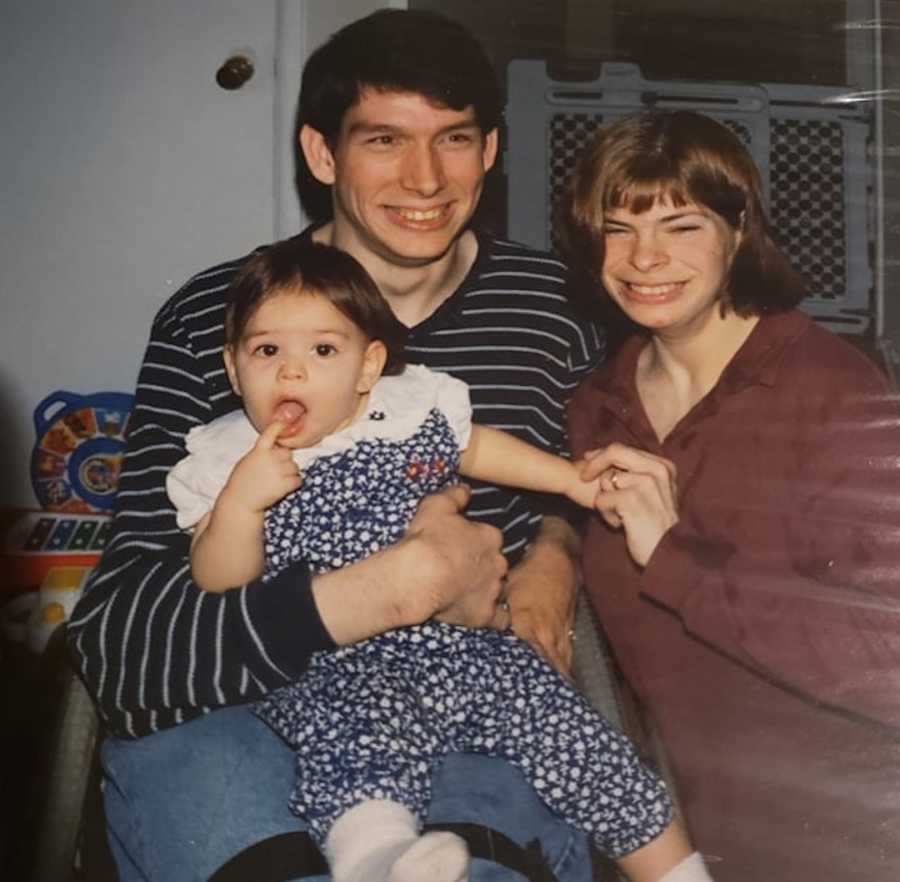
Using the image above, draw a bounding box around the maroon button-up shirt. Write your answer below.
[569,310,900,882]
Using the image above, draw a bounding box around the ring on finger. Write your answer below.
[610,469,620,490]
[497,599,510,613]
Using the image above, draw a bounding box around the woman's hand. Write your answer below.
[580,443,679,567]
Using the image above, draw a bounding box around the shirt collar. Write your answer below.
[593,309,814,415]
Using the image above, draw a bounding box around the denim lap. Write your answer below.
[101,705,591,882]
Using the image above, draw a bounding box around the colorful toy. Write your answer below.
[1,509,110,590]
[31,390,133,513]
[0,509,111,652]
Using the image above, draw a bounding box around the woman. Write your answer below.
[564,110,900,882]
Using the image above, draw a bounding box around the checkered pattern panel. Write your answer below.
[769,119,846,301]
[547,113,751,251]
[548,113,605,249]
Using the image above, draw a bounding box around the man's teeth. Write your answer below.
[629,282,680,295]
[395,207,444,221]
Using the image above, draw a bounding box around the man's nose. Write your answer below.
[401,144,446,196]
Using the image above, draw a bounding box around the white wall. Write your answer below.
[0,0,393,508]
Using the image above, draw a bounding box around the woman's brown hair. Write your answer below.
[563,110,807,316]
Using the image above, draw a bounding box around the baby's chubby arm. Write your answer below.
[459,424,600,511]
[191,420,302,592]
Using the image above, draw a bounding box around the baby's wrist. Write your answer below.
[215,487,267,521]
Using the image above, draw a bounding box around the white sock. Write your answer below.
[324,799,469,882]
[657,851,714,882]
[387,831,470,882]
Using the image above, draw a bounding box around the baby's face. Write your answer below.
[224,290,383,448]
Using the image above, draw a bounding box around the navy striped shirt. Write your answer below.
[68,231,604,737]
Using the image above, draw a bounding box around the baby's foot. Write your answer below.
[658,851,714,882]
[388,831,470,882]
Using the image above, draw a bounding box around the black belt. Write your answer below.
[207,823,560,882]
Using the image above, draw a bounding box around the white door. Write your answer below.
[0,0,302,507]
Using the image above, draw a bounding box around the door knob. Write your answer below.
[216,55,254,90]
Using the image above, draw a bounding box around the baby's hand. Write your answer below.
[565,462,602,511]
[222,420,302,514]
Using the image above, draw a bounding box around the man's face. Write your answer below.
[302,89,498,269]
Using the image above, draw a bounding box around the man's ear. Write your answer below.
[299,125,337,186]
[482,128,499,173]
[223,345,242,397]
[357,340,388,394]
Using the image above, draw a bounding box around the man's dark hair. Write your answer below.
[225,239,406,376]
[299,9,502,144]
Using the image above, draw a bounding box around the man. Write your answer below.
[69,10,604,881]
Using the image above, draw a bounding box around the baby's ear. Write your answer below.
[223,345,242,397]
[357,340,387,393]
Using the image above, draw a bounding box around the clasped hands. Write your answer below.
[578,442,679,567]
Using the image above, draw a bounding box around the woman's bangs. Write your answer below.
[606,177,691,214]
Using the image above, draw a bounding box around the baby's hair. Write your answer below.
[225,239,406,375]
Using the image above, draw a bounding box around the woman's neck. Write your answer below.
[637,310,760,442]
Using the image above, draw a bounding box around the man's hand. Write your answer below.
[407,485,510,628]
[506,516,580,678]
[219,421,302,515]
[313,484,509,645]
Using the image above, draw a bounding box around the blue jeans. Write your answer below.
[102,704,592,882]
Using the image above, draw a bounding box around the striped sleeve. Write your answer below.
[67,259,334,738]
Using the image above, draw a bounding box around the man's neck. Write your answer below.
[312,224,479,328]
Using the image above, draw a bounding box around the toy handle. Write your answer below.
[33,391,84,437]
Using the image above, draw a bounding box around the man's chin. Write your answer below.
[377,230,471,268]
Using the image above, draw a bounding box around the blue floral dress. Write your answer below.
[168,365,672,857]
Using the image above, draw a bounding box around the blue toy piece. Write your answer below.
[31,390,134,513]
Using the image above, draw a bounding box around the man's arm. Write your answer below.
[66,288,331,737]
[68,272,509,739]
[455,424,598,675]
[505,515,581,677]
[314,485,509,644]
[499,272,605,677]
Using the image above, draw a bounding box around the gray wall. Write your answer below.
[0,0,396,509]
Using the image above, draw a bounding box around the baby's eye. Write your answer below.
[314,343,337,357]
[253,343,278,357]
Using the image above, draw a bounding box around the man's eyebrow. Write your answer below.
[345,121,399,136]
[345,120,480,138]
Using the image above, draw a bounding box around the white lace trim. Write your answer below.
[166,364,471,529]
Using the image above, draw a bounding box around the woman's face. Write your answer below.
[600,198,741,337]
